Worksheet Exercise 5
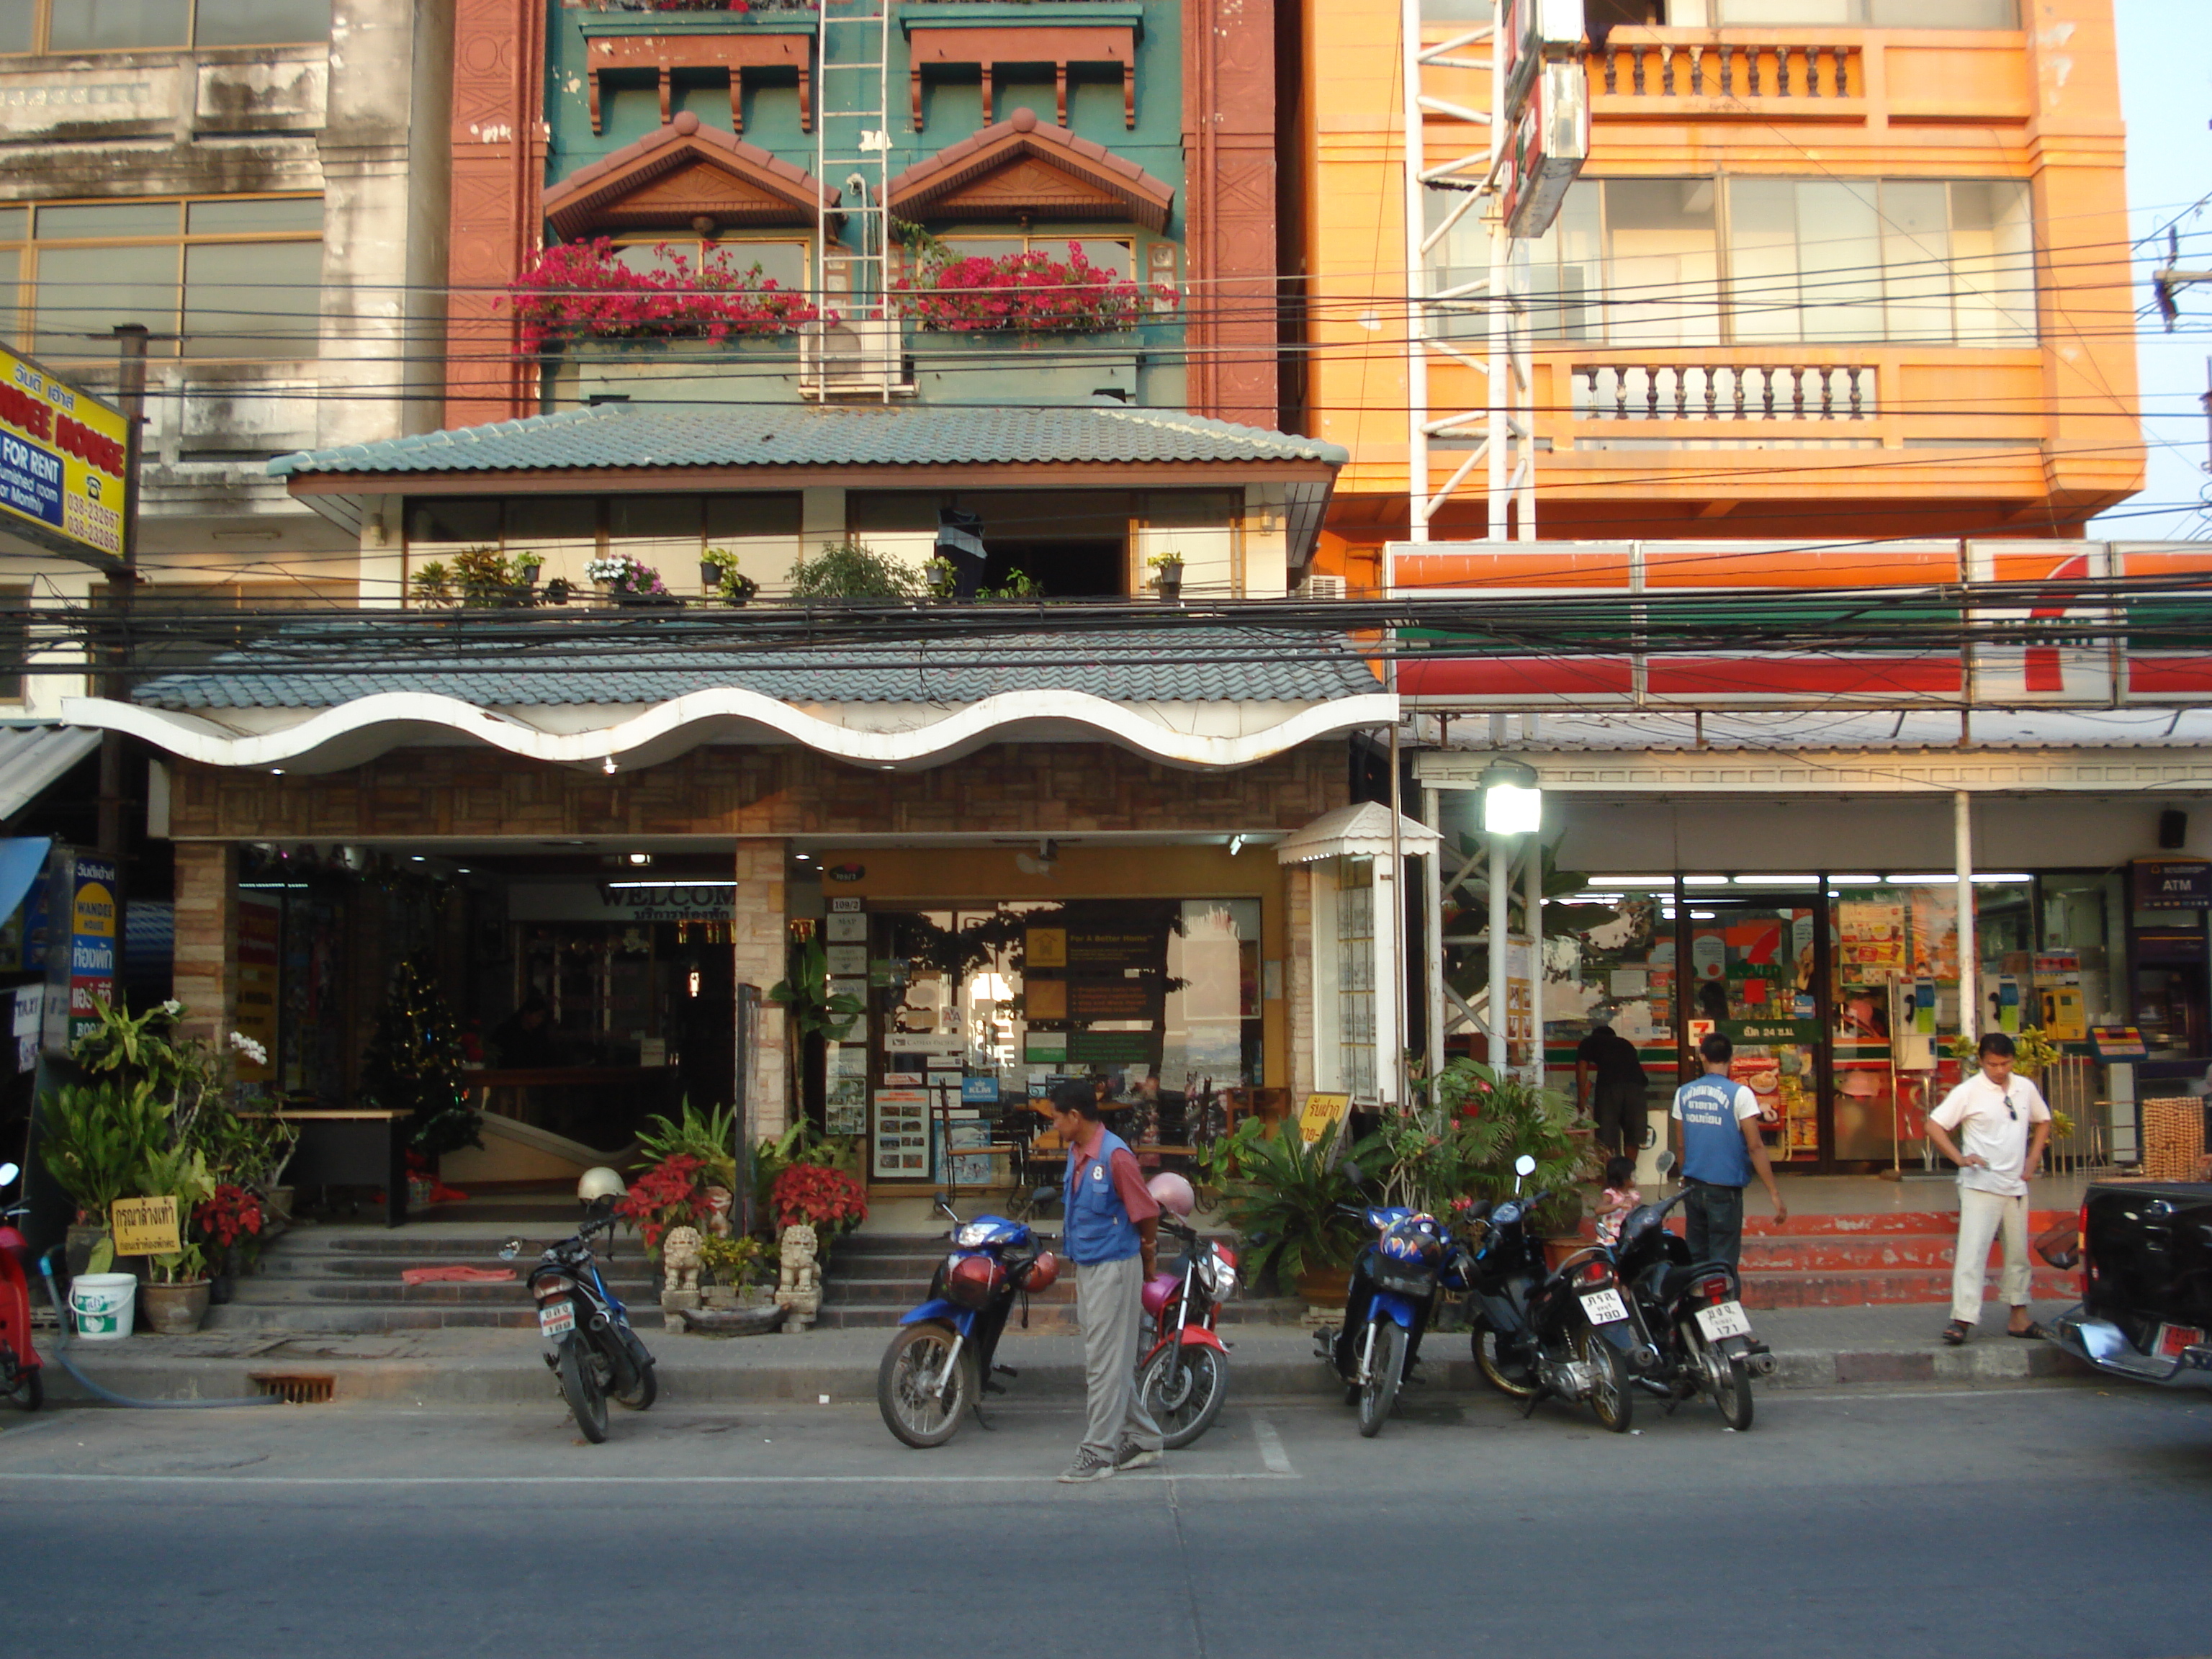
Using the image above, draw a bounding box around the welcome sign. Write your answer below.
[0,344,129,561]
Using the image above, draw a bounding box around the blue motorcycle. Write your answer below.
[877,1200,1059,1448]
[1316,1205,1469,1437]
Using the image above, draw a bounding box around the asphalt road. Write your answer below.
[4,1375,2208,1658]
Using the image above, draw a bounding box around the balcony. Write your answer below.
[1573,362,1876,423]
[1590,31,1865,124]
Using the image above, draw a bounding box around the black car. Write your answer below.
[2050,1180,2212,1391]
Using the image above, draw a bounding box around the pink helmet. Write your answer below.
[1147,1172,1195,1217]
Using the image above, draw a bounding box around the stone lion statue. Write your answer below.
[661,1226,703,1304]
[775,1223,821,1332]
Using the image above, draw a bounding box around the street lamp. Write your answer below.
[1478,760,1542,1071]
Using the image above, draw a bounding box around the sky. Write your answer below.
[2095,0,2212,540]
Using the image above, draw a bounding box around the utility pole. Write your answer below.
[96,323,147,860]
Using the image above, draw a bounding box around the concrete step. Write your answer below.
[1740,1267,2077,1310]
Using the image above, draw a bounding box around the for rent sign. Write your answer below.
[0,343,128,560]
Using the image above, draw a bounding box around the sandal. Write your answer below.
[2007,1321,2052,1340]
[1941,1319,1972,1346]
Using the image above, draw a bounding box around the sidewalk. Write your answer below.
[25,1298,2089,1410]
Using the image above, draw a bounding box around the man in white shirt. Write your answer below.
[1925,1032,2051,1346]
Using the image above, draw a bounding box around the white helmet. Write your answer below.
[577,1166,626,1205]
[1146,1172,1195,1217]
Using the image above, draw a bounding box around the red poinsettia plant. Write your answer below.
[618,1152,713,1257]
[770,1162,868,1236]
[892,241,1176,334]
[508,238,827,354]
[193,1183,265,1274]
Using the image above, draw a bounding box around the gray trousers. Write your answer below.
[1075,1254,1161,1460]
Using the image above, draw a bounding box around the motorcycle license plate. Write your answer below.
[1579,1289,1629,1325]
[537,1301,576,1338]
[1696,1300,1753,1341]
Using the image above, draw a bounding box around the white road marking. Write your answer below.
[0,1470,1297,1488]
[1251,1414,1293,1475]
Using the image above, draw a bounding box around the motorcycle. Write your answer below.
[877,1198,1058,1449]
[1611,1151,1778,1430]
[0,1162,42,1412]
[1136,1213,1238,1447]
[500,1170,657,1444]
[1317,1203,1467,1438]
[1462,1153,1640,1433]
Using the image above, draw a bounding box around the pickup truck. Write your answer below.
[2051,1181,2212,1391]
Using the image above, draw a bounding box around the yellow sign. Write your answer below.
[1298,1092,1352,1144]
[110,1195,181,1256]
[0,342,130,561]
[1025,927,1067,969]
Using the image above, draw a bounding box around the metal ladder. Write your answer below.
[814,0,895,398]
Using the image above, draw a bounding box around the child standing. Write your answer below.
[1593,1155,1641,1249]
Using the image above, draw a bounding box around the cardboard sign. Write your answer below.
[110,1195,181,1256]
[1297,1092,1352,1145]
[2089,1026,2146,1060]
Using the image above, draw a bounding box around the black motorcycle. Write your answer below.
[1462,1153,1640,1433]
[1611,1152,1777,1430]
[502,1205,657,1444]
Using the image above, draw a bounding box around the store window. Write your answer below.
[6,196,323,361]
[0,0,328,52]
[1435,176,2036,348]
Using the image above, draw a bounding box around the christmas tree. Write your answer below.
[359,954,481,1160]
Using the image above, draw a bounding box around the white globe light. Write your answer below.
[1485,781,1543,835]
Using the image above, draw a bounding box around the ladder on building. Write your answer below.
[811,0,898,398]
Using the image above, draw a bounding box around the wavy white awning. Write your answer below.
[61,688,1400,775]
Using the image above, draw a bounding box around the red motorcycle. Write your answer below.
[0,1161,44,1412]
[1135,1182,1237,1448]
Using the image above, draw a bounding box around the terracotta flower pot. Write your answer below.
[140,1281,212,1335]
[1541,1236,1587,1271]
[1295,1266,1352,1308]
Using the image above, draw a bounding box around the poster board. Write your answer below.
[0,343,130,560]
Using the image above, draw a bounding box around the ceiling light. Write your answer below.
[794,853,813,861]
[606,878,739,890]
[1732,875,1818,886]
[627,853,652,866]
[410,855,426,863]
[603,757,617,775]
[1228,835,1248,857]
[1680,875,1730,886]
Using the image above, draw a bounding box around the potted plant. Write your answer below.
[786,539,921,601]
[359,954,483,1187]
[891,240,1174,335]
[616,1152,714,1263]
[1146,552,1184,602]
[140,1242,212,1334]
[585,554,678,607]
[769,1161,868,1256]
[695,1233,766,1309]
[1431,1058,1594,1262]
[1218,1115,1373,1305]
[507,237,825,356]
[192,1182,266,1304]
[699,546,760,606]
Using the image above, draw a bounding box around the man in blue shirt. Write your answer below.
[1668,1032,1788,1269]
[1047,1081,1164,1483]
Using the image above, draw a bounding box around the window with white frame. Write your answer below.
[1,196,324,361]
[611,238,811,295]
[1429,176,2035,348]
[1336,857,1377,1102]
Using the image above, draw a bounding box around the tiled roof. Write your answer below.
[131,625,1382,710]
[1465,709,2212,751]
[269,403,1349,477]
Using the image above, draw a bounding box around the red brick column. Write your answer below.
[1285,860,1314,1102]
[444,0,549,427]
[1182,0,1279,427]
[171,842,238,1054]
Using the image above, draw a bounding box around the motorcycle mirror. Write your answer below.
[934,1197,957,1221]
[1340,1159,1362,1183]
[1654,1149,1676,1175]
[498,1238,522,1260]
[1514,1154,1538,1178]
[1030,1186,1058,1207]
[0,1161,17,1188]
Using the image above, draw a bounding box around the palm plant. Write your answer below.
[1218,1115,1375,1287]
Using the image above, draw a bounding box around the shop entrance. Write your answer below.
[1681,891,1830,1166]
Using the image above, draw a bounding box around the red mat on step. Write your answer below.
[400,1265,518,1285]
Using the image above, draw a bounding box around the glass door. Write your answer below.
[1681,891,1828,1165]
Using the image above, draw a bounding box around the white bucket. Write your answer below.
[69,1272,138,1340]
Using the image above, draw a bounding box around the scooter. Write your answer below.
[1318,1204,1466,1438]
[877,1197,1058,1448]
[1462,1153,1640,1433]
[1136,1213,1238,1447]
[1611,1151,1777,1430]
[500,1175,657,1444]
[0,1162,42,1411]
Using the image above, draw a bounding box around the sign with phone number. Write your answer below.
[0,343,128,561]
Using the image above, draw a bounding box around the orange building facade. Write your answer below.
[1285,0,2145,585]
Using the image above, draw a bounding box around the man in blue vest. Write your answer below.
[1047,1080,1164,1483]
[1668,1032,1788,1269]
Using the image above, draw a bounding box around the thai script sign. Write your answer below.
[0,343,129,561]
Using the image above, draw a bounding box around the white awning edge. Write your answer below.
[0,724,99,821]
[1275,800,1442,863]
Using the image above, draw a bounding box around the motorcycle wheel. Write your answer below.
[1357,1321,1405,1439]
[611,1334,657,1411]
[2,1362,41,1412]
[877,1322,976,1449]
[1713,1352,1755,1431]
[555,1338,608,1443]
[1577,1326,1632,1434]
[1471,1324,1542,1400]
[1140,1342,1227,1449]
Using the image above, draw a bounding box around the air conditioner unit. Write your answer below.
[800,317,912,400]
[1299,573,1347,601]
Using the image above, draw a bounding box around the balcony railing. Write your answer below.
[1573,362,1877,422]
[1594,39,1860,100]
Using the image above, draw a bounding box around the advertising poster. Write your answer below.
[0,344,130,559]
[873,1087,930,1178]
[42,848,118,1053]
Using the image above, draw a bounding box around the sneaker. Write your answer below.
[1114,1441,1163,1472]
[1057,1449,1116,1483]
